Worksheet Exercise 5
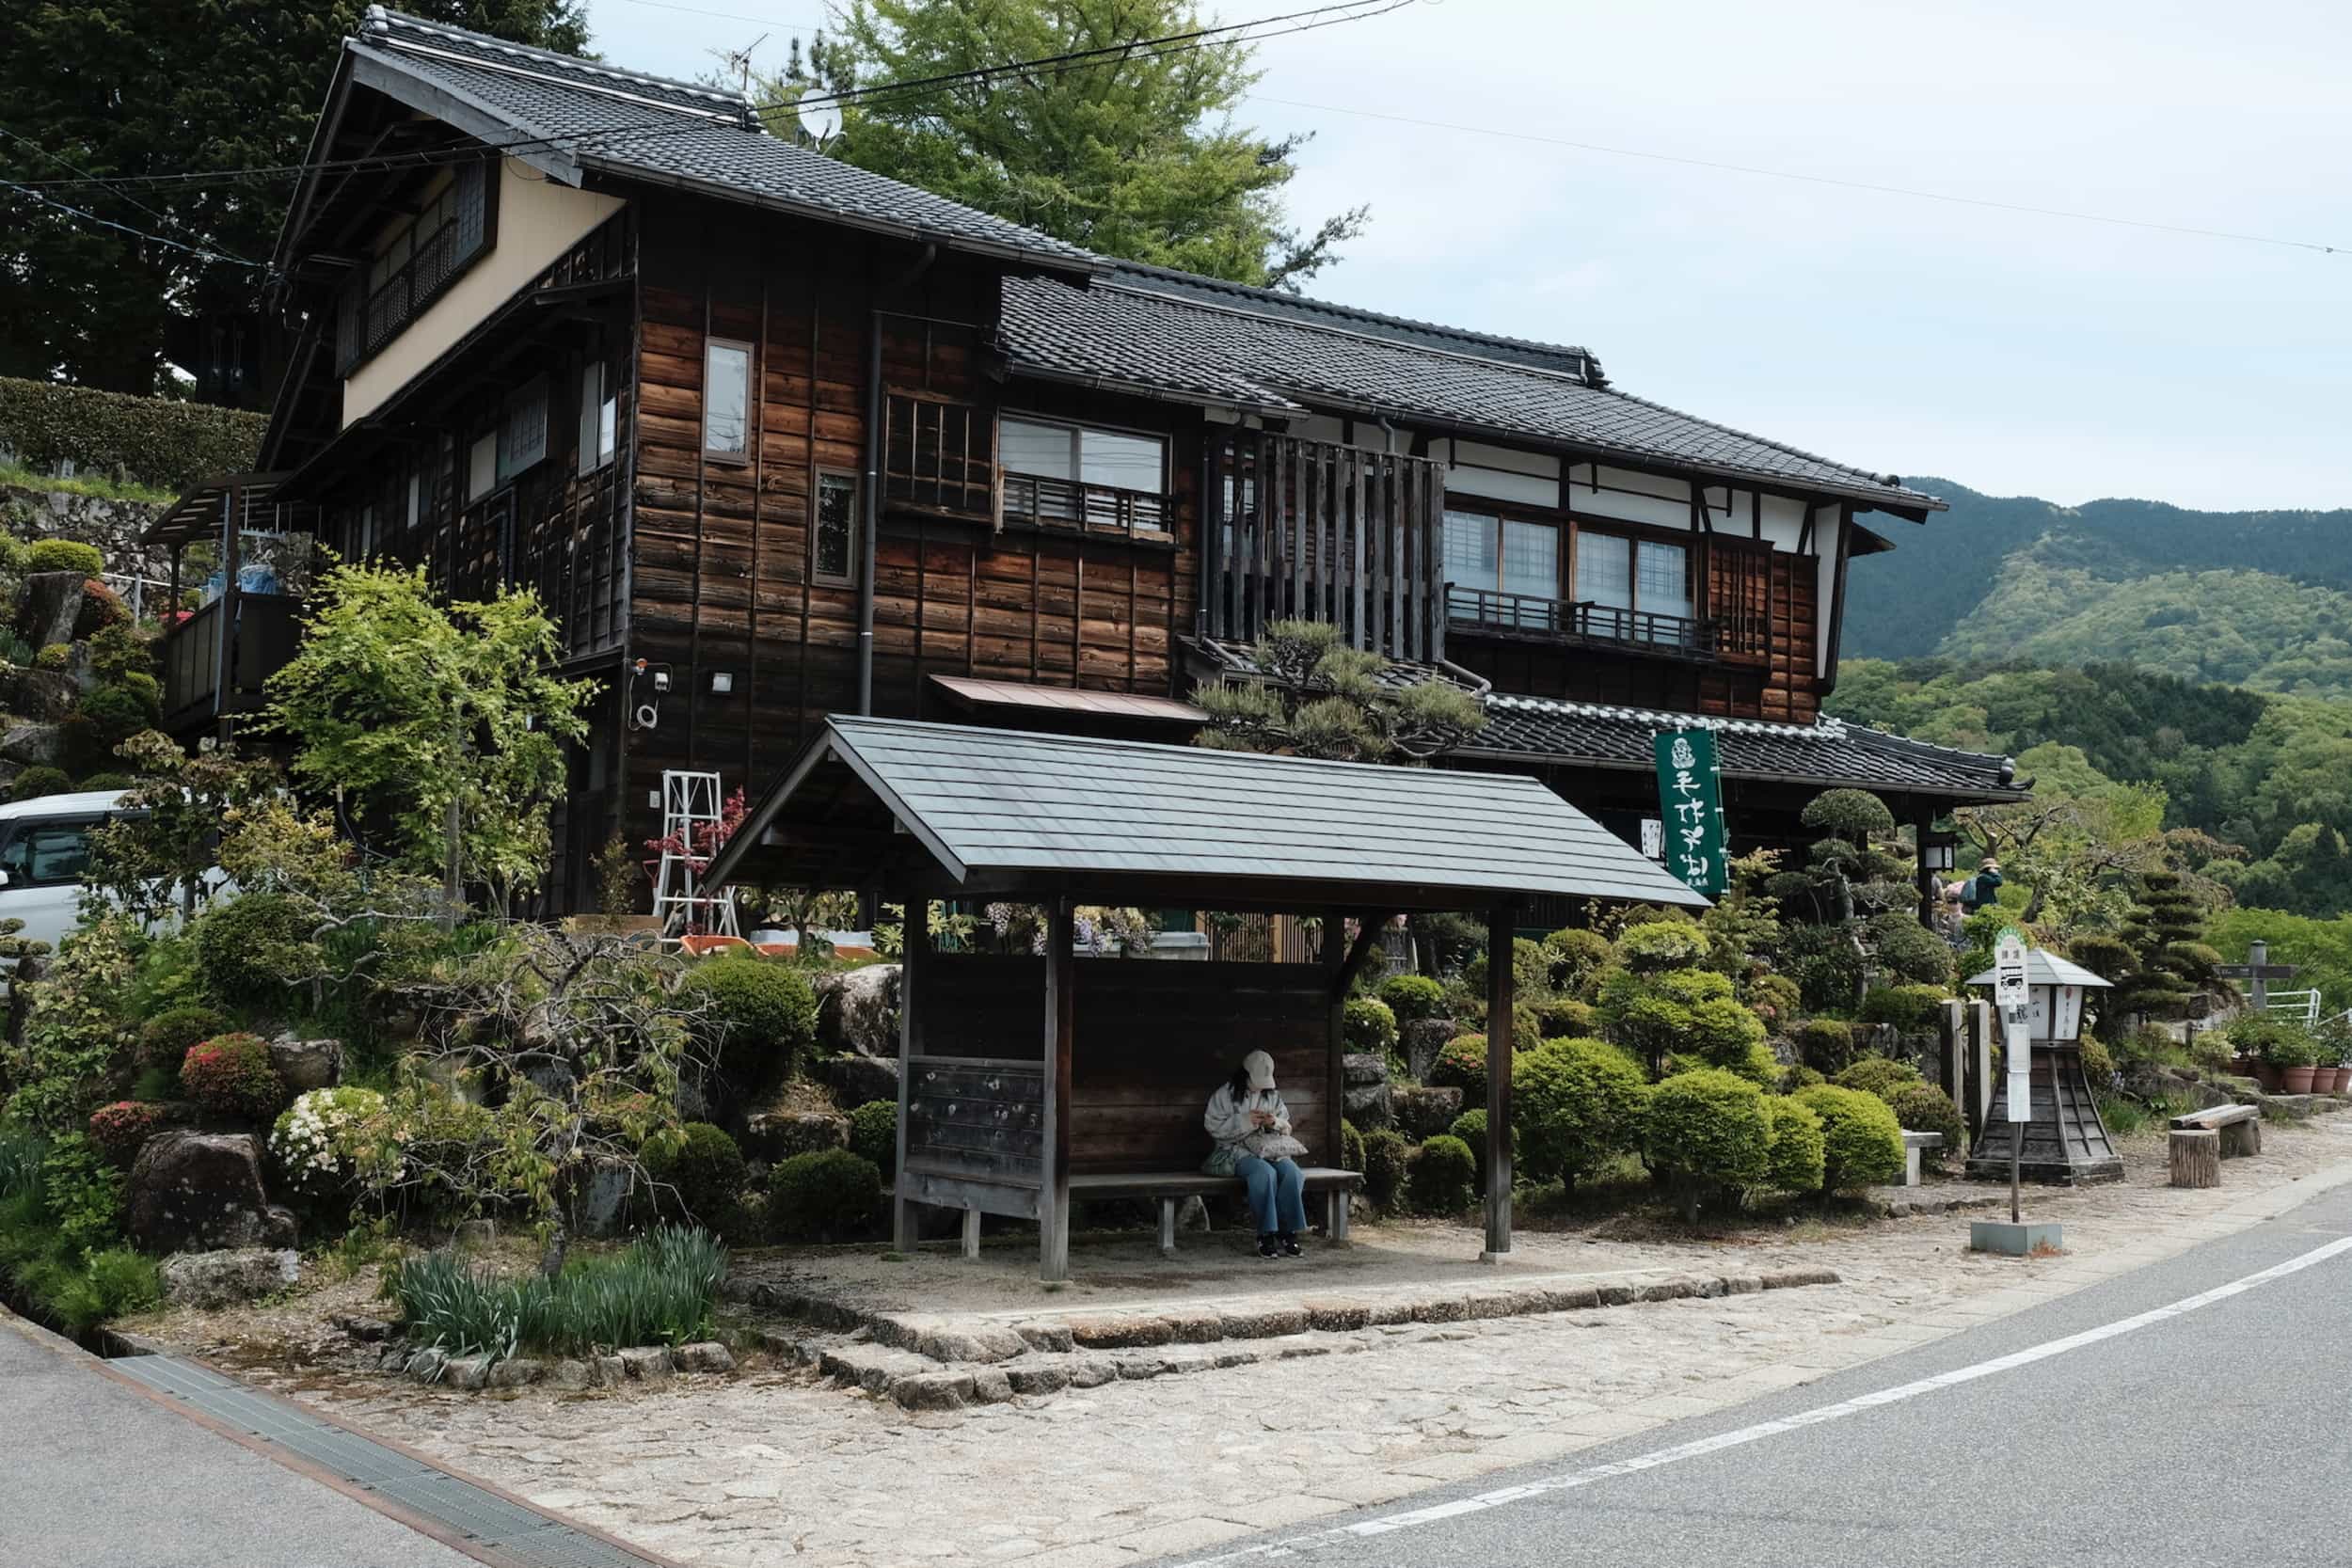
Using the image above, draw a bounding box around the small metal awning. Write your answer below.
[927,674,1207,725]
[704,714,1708,912]
[142,472,312,548]
[1966,951,2112,990]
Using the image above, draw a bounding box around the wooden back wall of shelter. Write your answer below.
[917,956,1332,1176]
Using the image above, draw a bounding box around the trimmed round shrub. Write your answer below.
[680,957,819,1089]
[1340,1117,1365,1176]
[1744,973,1804,1031]
[1782,923,1867,1013]
[191,891,311,1006]
[87,1101,167,1165]
[180,1033,284,1122]
[1541,927,1613,993]
[136,1003,226,1079]
[2077,1037,2117,1087]
[1377,974,1446,1024]
[1885,1083,1965,1165]
[75,771,133,791]
[25,539,104,577]
[1614,921,1710,974]
[1792,1018,1857,1073]
[1513,1037,1647,1193]
[72,579,129,639]
[1642,1068,1772,1218]
[8,765,71,802]
[1835,1055,1924,1101]
[1533,997,1597,1038]
[1686,995,1769,1068]
[1857,983,1948,1031]
[1465,938,1551,998]
[1761,1096,1827,1195]
[34,642,71,672]
[847,1099,898,1171]
[644,1121,748,1229]
[1360,1128,1409,1209]
[1429,1034,1491,1104]
[1343,996,1398,1056]
[269,1085,389,1199]
[1406,1134,1476,1215]
[1866,913,1955,989]
[1780,1063,1826,1093]
[1792,1084,1908,1192]
[1447,1107,1509,1191]
[767,1148,882,1242]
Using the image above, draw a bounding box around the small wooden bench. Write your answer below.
[1899,1131,1945,1187]
[1070,1167,1363,1257]
[2169,1101,2261,1158]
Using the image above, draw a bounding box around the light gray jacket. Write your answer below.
[1203,1082,1293,1151]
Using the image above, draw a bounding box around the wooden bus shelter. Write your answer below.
[704,716,1707,1280]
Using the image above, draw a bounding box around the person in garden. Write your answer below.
[1963,858,2005,914]
[1203,1050,1310,1259]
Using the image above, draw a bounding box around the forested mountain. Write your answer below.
[1844,481,2352,679]
[1829,657,2352,917]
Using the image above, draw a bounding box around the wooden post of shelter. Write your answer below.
[1040,897,1075,1282]
[1323,908,1346,1194]
[1913,805,1937,929]
[891,892,927,1253]
[1483,902,1516,1260]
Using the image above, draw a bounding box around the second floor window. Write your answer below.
[1445,510,1559,625]
[1576,531,1694,641]
[813,470,858,586]
[1001,416,1166,493]
[705,340,751,461]
[335,161,492,375]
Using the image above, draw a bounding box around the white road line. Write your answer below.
[1184,1231,2352,1564]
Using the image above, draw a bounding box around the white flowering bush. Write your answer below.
[269,1086,389,1198]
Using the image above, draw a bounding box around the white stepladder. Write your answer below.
[649,768,740,940]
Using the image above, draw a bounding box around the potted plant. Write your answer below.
[2267,1025,2321,1095]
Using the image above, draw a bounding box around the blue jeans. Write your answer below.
[1236,1155,1308,1236]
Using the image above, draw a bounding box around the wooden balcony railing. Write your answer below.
[1001,471,1171,541]
[158,593,303,735]
[1202,431,1448,662]
[1445,586,1721,657]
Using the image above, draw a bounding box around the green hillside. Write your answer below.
[1844,480,2352,670]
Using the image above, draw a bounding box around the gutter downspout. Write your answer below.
[857,244,939,716]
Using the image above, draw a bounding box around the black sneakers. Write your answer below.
[1257,1232,1280,1259]
[1279,1233,1303,1259]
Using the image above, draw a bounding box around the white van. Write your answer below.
[0,789,135,950]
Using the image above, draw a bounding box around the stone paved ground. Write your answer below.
[265,1117,2352,1568]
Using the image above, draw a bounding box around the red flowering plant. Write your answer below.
[87,1101,168,1165]
[644,787,749,935]
[180,1034,285,1123]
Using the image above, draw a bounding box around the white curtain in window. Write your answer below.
[1000,417,1075,479]
[1637,540,1691,620]
[1443,510,1498,593]
[1575,532,1633,610]
[1078,429,1162,491]
[1501,520,1559,600]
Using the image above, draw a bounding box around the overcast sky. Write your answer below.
[580,0,2349,512]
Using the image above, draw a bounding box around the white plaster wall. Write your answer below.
[342,160,627,427]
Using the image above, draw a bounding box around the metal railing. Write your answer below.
[1445,585,1713,651]
[1001,471,1171,539]
[2266,989,2323,1026]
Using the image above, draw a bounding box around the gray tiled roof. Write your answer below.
[1468,693,2025,800]
[1002,269,1943,514]
[349,8,1098,268]
[743,716,1708,906]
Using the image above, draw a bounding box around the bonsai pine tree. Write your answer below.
[1772,788,1932,1012]
[1193,620,1486,763]
[2108,870,2227,1022]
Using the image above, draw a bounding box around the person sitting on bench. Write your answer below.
[1202,1050,1311,1259]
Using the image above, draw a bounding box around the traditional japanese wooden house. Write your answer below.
[152,8,2026,915]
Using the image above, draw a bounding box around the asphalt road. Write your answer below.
[1177,1181,2352,1568]
[0,1313,477,1568]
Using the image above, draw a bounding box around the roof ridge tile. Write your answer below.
[362,5,750,113]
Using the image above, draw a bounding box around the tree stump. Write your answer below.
[2219,1117,2262,1158]
[2169,1128,2221,1189]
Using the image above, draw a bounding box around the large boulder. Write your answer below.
[0,664,79,721]
[267,1035,343,1095]
[569,1156,636,1240]
[1391,1085,1464,1142]
[159,1248,300,1309]
[1401,1018,1457,1083]
[125,1132,297,1254]
[815,964,900,1057]
[817,1052,899,1109]
[18,571,86,650]
[742,1109,849,1163]
[0,721,62,769]
[1343,1083,1393,1132]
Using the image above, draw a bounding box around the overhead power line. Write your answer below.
[1247,95,2348,259]
[3,0,1412,198]
[0,176,265,266]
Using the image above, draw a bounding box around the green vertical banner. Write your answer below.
[1653,727,1728,899]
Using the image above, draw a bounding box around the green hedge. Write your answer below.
[0,378,265,493]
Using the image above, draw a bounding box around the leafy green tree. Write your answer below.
[1194,619,1486,762]
[763,0,1367,288]
[264,564,592,915]
[0,0,588,394]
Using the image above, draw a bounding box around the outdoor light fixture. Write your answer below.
[1922,828,1959,872]
[710,672,734,694]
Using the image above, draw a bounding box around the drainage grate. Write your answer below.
[109,1353,668,1568]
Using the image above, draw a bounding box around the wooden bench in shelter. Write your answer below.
[698,716,1707,1280]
